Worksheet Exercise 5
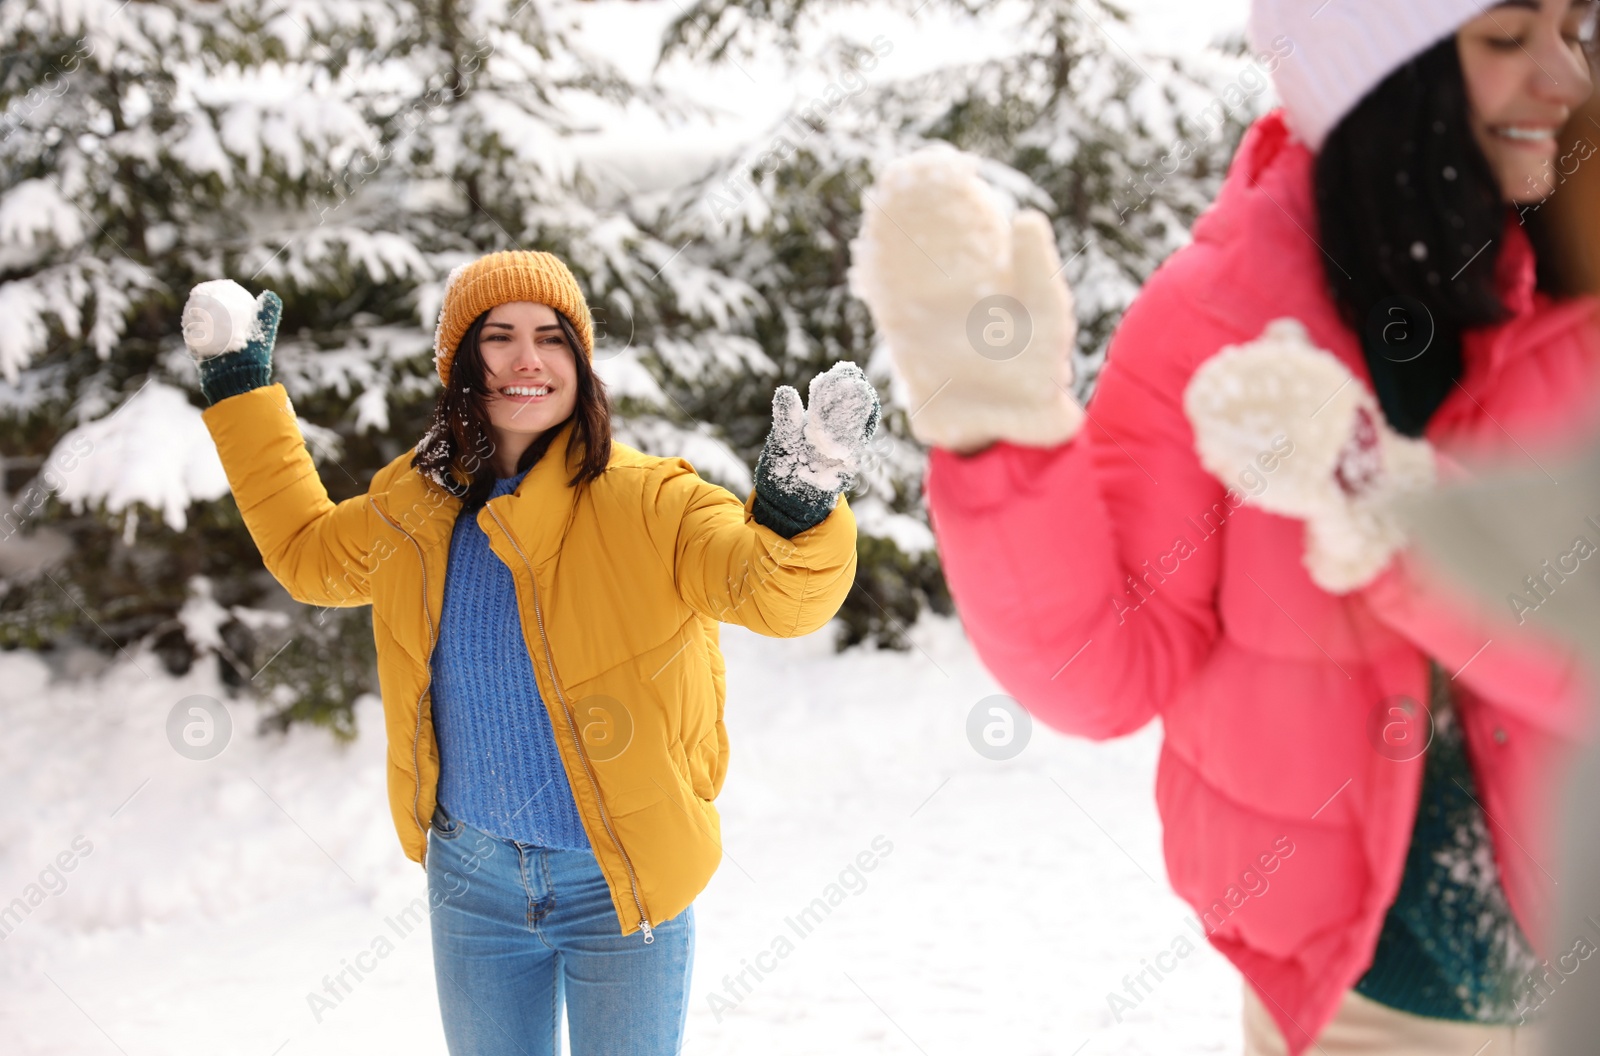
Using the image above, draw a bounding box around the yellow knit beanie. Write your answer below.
[431,249,594,387]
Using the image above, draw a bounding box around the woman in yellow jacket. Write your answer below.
[180,250,879,1055]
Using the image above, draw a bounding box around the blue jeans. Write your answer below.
[427,802,695,1056]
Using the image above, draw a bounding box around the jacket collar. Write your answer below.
[1191,108,1547,389]
[481,417,587,570]
[376,417,588,568]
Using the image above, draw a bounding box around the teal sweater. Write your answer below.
[1354,659,1542,1022]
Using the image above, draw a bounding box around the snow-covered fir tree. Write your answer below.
[645,0,1266,644]
[0,0,762,731]
[0,0,1270,726]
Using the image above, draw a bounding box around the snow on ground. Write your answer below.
[8,8,1255,1046]
[12,1,1262,1049]
[1,614,1241,1055]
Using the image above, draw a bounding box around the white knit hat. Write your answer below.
[1249,0,1491,152]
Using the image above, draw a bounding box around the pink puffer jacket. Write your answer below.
[925,110,1600,1052]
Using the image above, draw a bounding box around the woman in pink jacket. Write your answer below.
[852,1,1600,1053]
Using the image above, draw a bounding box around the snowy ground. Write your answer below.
[7,1,1255,1050]
[1,615,1241,1055]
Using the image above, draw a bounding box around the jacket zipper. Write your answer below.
[485,504,655,944]
[369,498,436,870]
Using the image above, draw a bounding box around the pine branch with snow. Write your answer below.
[0,0,771,724]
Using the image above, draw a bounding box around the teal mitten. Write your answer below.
[181,280,283,407]
[751,361,882,538]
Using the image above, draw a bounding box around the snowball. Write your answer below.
[181,280,261,358]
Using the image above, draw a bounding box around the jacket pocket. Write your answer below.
[669,739,697,798]
[686,727,723,802]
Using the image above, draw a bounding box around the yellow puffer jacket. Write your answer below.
[201,383,858,940]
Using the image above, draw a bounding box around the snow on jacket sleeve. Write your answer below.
[642,458,859,638]
[925,269,1237,740]
[200,383,387,608]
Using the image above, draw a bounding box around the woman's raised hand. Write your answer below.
[847,142,1083,455]
[750,361,882,538]
[181,280,283,406]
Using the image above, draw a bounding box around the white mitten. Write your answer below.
[1182,318,1437,593]
[847,143,1082,453]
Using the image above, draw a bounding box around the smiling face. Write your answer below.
[1458,0,1599,203]
[477,301,581,476]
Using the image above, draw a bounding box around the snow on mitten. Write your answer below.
[1182,318,1437,594]
[847,143,1082,454]
[751,361,882,538]
[181,280,283,407]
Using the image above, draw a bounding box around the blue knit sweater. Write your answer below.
[430,467,591,851]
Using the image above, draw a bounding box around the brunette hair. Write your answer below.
[1313,37,1515,438]
[411,307,612,508]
